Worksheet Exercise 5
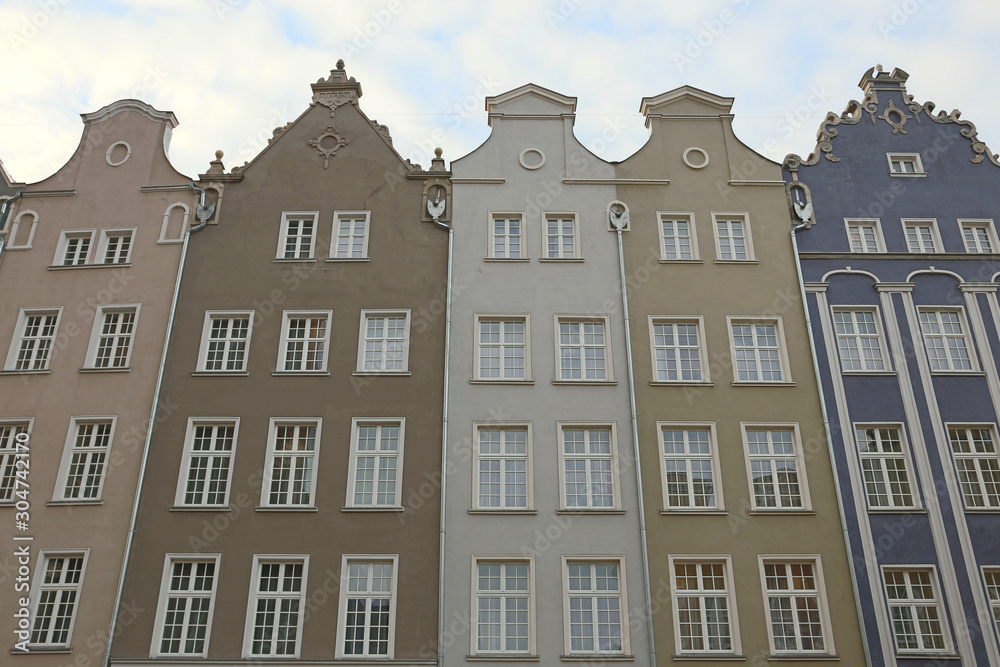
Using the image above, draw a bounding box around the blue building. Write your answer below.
[783,66,1000,667]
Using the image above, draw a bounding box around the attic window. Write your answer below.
[887,153,924,177]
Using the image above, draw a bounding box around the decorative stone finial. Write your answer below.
[206,149,226,174]
[435,147,443,158]
[215,149,224,159]
[336,59,345,70]
[876,64,883,73]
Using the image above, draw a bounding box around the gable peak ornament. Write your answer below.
[308,127,349,169]
[311,59,362,117]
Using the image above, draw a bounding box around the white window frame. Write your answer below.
[472,422,533,511]
[557,422,621,511]
[275,211,318,260]
[983,567,1000,638]
[542,213,581,260]
[260,419,321,509]
[659,422,724,511]
[854,424,920,510]
[0,418,33,505]
[742,423,812,511]
[196,311,254,373]
[329,210,371,260]
[561,556,630,656]
[887,152,925,176]
[554,315,614,382]
[356,309,411,374]
[277,310,332,373]
[658,212,699,260]
[5,307,62,371]
[83,304,139,370]
[882,566,952,654]
[474,314,530,382]
[832,308,890,373]
[97,227,136,264]
[150,553,221,658]
[242,555,309,658]
[668,556,741,655]
[6,209,38,249]
[727,316,791,384]
[471,556,536,656]
[959,219,999,254]
[758,556,835,655]
[711,212,754,261]
[346,418,405,509]
[845,218,886,253]
[174,418,240,508]
[488,212,525,259]
[335,555,399,659]
[53,229,95,266]
[918,307,978,373]
[27,549,90,649]
[54,416,116,501]
[901,218,942,253]
[648,316,709,383]
[158,202,190,243]
[947,424,1000,510]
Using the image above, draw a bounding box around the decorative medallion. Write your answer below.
[313,90,357,118]
[878,98,912,134]
[518,148,545,170]
[308,127,350,169]
[682,147,709,169]
[105,141,132,167]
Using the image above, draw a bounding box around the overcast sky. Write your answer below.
[2,0,998,183]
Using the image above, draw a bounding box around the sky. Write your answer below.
[2,0,999,184]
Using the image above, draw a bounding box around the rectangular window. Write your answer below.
[563,559,628,654]
[883,568,948,653]
[948,425,1000,509]
[197,312,253,373]
[0,420,31,504]
[332,211,371,259]
[650,318,706,382]
[559,424,618,510]
[474,424,531,510]
[833,309,887,372]
[490,214,523,259]
[856,426,917,509]
[29,551,88,647]
[761,559,830,654]
[670,558,739,654]
[278,311,331,372]
[887,153,924,175]
[919,309,974,372]
[337,557,397,658]
[744,425,809,510]
[153,556,220,657]
[713,214,752,260]
[357,310,410,373]
[476,316,529,381]
[55,418,114,501]
[984,569,1000,637]
[660,424,721,510]
[261,420,320,508]
[86,306,138,369]
[277,212,317,260]
[659,213,696,260]
[56,231,94,266]
[903,219,941,253]
[475,560,532,654]
[544,214,579,259]
[98,228,134,264]
[556,316,612,381]
[960,219,998,253]
[845,219,885,252]
[347,419,403,508]
[729,318,788,382]
[244,557,307,658]
[6,308,61,371]
[175,420,239,507]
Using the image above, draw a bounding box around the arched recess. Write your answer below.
[159,202,190,243]
[7,210,38,248]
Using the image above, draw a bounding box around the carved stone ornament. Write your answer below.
[313,90,357,117]
[307,127,350,169]
[878,98,912,134]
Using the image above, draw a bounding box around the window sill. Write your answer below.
[470,379,534,385]
[484,257,530,262]
[929,370,986,376]
[271,371,331,376]
[169,505,233,512]
[658,259,703,264]
[325,257,370,262]
[191,371,249,376]
[713,259,759,264]
[469,509,538,515]
[889,172,927,177]
[561,654,633,662]
[661,509,728,516]
[255,506,319,512]
[747,509,816,516]
[341,506,405,512]
[552,380,617,386]
[468,655,540,661]
[963,508,1000,514]
[557,509,625,515]
[767,654,840,661]
[867,508,926,514]
[841,370,896,376]
[894,652,959,659]
[13,647,72,654]
[272,257,316,263]
[650,381,713,387]
[671,654,747,661]
[352,371,412,376]
[0,369,50,375]
[538,257,585,263]
[730,381,796,387]
[47,263,131,270]
[80,367,131,373]
[47,499,103,506]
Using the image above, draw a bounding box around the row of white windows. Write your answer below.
[845,217,999,254]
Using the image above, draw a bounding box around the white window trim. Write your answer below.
[901,218,943,253]
[668,555,742,655]
[150,553,222,658]
[53,229,96,266]
[355,309,412,374]
[472,422,534,511]
[275,211,319,260]
[345,417,405,509]
[727,316,792,384]
[831,307,892,374]
[844,218,887,253]
[553,314,615,383]
[946,422,1000,510]
[53,416,116,502]
[4,307,63,372]
[711,212,755,261]
[470,555,537,656]
[260,418,322,509]
[881,565,953,655]
[981,566,1000,638]
[658,421,724,512]
[242,554,309,659]
[556,421,622,511]
[329,210,372,260]
[648,316,710,384]
[958,218,999,254]
[560,555,631,656]
[887,152,925,177]
[487,211,526,260]
[541,212,582,260]
[853,423,922,511]
[97,227,137,264]
[196,310,255,373]
[26,548,90,649]
[473,313,531,382]
[335,554,399,659]
[158,202,190,243]
[657,211,699,261]
[0,418,34,505]
[83,304,140,370]
[6,209,38,249]
[917,307,979,373]
[758,555,836,656]
[741,422,812,511]
[276,310,332,373]
[174,418,241,508]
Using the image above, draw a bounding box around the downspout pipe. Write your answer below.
[790,221,873,667]
[104,183,209,667]
[610,208,656,667]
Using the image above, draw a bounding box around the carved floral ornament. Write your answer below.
[313,90,357,117]
[308,127,350,169]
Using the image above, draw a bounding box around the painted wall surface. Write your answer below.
[785,67,1000,666]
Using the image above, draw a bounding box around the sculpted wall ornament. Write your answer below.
[878,98,911,134]
[308,127,350,169]
[314,90,357,117]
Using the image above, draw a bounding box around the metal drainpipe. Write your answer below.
[611,211,657,666]
[104,184,209,667]
[790,221,873,667]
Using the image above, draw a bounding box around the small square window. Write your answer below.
[346,418,404,509]
[555,316,614,382]
[959,219,998,254]
[902,219,941,253]
[845,219,885,253]
[331,211,371,259]
[832,308,889,372]
[543,214,580,259]
[197,311,254,373]
[276,211,318,260]
[85,305,139,370]
[712,213,753,261]
[658,212,698,260]
[260,419,321,508]
[742,423,811,511]
[5,308,62,371]
[152,555,221,657]
[489,213,524,259]
[855,425,919,510]
[918,308,976,372]
[243,556,308,658]
[475,315,530,381]
[473,423,532,510]
[882,568,950,653]
[649,317,708,382]
[55,417,115,501]
[357,310,411,373]
[175,419,239,508]
[98,228,135,264]
[54,230,95,266]
[277,311,331,373]
[887,153,925,176]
